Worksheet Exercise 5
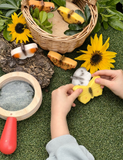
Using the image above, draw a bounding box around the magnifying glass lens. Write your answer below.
[0,81,34,111]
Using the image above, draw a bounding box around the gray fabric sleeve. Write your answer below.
[46,134,95,160]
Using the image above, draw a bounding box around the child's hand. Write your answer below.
[92,69,123,99]
[51,84,82,118]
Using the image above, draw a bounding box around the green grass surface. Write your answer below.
[0,26,123,160]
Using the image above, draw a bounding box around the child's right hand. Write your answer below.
[51,84,82,118]
[92,69,123,99]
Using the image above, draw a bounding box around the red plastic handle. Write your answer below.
[0,117,17,154]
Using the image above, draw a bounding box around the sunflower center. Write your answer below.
[15,23,24,33]
[91,51,102,66]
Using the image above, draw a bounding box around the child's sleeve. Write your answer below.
[46,134,95,160]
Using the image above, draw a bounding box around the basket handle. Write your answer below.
[83,0,97,5]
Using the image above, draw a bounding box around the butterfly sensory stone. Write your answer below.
[11,43,38,59]
[73,76,103,104]
[71,67,91,86]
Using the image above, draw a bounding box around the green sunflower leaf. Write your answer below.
[120,0,123,4]
[97,2,104,14]
[103,21,109,30]
[16,0,21,7]
[6,0,17,8]
[0,19,6,26]
[0,25,5,32]
[0,4,17,10]
[101,13,108,22]
[98,0,110,4]
[108,17,123,31]
[106,0,120,6]
[106,8,123,20]
[5,9,17,17]
[3,27,12,41]
[93,20,101,33]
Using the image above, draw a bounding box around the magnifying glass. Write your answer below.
[0,72,42,155]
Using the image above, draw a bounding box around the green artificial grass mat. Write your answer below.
[0,26,123,160]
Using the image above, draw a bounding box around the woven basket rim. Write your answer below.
[21,0,98,40]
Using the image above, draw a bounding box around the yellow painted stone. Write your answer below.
[73,76,103,104]
[57,6,84,24]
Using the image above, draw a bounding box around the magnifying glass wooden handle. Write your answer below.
[0,117,17,154]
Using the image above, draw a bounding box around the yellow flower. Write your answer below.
[7,12,33,44]
[75,34,117,74]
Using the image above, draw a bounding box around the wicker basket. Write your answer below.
[21,0,98,54]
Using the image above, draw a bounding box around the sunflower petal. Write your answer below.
[97,34,103,50]
[75,54,91,60]
[75,34,116,73]
[81,61,91,71]
[100,37,110,52]
[90,65,98,74]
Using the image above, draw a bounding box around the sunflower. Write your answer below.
[7,12,33,44]
[75,34,117,74]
